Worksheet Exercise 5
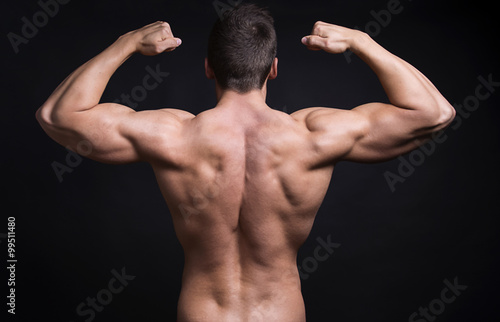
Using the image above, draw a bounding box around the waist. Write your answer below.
[177,261,304,321]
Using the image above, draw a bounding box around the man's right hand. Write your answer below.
[301,21,364,54]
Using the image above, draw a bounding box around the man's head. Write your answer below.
[206,4,278,94]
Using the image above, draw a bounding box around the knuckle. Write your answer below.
[313,23,326,35]
[314,21,326,29]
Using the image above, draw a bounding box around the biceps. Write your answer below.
[53,103,141,164]
[344,103,435,163]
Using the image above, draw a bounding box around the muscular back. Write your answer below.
[35,15,455,322]
[152,104,333,321]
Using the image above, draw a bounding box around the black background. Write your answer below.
[2,0,499,321]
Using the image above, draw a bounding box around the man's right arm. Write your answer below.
[295,22,456,163]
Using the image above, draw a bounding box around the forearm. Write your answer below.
[38,32,137,124]
[351,33,452,117]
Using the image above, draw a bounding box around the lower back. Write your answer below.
[177,258,306,322]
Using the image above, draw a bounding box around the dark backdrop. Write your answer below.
[2,0,499,321]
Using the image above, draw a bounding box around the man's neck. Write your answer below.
[215,87,269,110]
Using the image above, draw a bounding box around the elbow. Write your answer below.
[35,107,44,125]
[421,99,455,130]
[36,104,57,127]
[36,106,50,127]
[435,101,456,129]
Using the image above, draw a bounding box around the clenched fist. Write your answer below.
[127,21,182,56]
[301,21,365,54]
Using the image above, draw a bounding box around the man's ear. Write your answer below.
[268,57,278,80]
[205,58,215,79]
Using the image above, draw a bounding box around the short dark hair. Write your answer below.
[207,4,277,93]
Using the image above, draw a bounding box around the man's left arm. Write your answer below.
[36,21,190,164]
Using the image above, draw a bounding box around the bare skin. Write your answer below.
[36,21,455,321]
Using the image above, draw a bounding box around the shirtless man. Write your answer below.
[36,4,455,321]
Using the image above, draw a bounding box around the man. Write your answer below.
[36,4,455,321]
